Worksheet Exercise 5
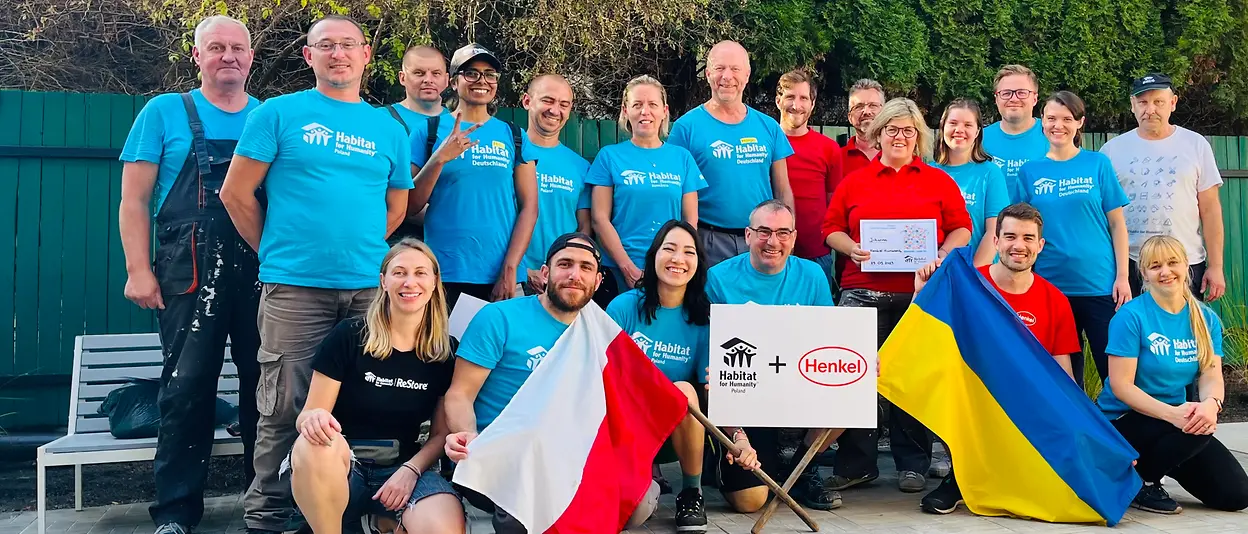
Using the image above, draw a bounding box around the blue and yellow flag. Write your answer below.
[879,247,1141,526]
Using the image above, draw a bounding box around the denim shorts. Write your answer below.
[282,450,458,523]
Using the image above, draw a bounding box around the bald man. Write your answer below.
[387,45,451,241]
[669,40,795,267]
[519,74,592,295]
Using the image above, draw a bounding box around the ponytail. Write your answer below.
[1184,284,1216,369]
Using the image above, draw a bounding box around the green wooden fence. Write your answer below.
[2,89,1248,430]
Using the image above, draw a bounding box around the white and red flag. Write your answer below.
[452,301,689,533]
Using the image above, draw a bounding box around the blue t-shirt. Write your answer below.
[410,116,536,284]
[456,295,571,431]
[1097,292,1224,419]
[234,89,412,290]
[668,106,794,229]
[522,143,591,272]
[585,141,707,268]
[1020,150,1129,296]
[121,89,261,213]
[387,104,450,134]
[606,289,710,384]
[933,160,1011,251]
[983,121,1050,203]
[706,254,834,306]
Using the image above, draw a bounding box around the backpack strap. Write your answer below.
[425,115,441,161]
[507,120,524,166]
[179,92,211,176]
[385,104,411,135]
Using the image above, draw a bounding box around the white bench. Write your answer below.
[37,333,244,534]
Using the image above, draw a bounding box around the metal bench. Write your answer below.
[36,333,243,534]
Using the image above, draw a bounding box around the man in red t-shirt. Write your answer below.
[841,79,885,178]
[776,69,844,292]
[912,202,1080,515]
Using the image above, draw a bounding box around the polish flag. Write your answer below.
[452,301,689,533]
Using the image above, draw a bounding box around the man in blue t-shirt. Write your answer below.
[982,65,1050,203]
[118,16,262,534]
[385,45,451,242]
[219,15,412,534]
[519,74,591,296]
[668,40,795,268]
[704,200,843,513]
[444,234,660,532]
[408,43,538,308]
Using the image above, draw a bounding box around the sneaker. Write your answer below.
[654,473,673,495]
[826,473,879,491]
[928,457,951,478]
[674,488,708,532]
[244,530,279,534]
[1132,482,1183,514]
[920,474,963,514]
[155,523,192,534]
[795,473,843,510]
[898,470,926,493]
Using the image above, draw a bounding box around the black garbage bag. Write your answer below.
[98,378,240,439]
[98,378,162,439]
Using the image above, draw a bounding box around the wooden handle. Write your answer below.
[752,429,836,533]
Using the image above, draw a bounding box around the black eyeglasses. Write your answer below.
[996,89,1034,100]
[749,226,795,241]
[459,70,501,84]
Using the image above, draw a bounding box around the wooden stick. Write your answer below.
[752,428,836,534]
[687,405,819,532]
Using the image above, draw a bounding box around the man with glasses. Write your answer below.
[706,199,843,513]
[408,43,538,309]
[220,15,412,534]
[982,65,1049,203]
[843,79,885,178]
[669,40,795,268]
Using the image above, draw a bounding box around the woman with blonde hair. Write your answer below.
[587,75,707,303]
[821,97,971,493]
[288,238,464,534]
[1099,235,1248,515]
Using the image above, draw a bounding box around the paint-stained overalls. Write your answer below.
[149,93,262,528]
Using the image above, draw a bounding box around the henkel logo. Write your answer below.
[797,346,868,387]
[710,140,734,159]
[1017,311,1037,327]
[302,122,333,146]
[1033,178,1056,195]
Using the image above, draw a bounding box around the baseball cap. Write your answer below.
[1131,72,1173,96]
[545,232,601,266]
[449,43,503,74]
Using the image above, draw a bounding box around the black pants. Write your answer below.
[1066,295,1115,389]
[1111,411,1248,511]
[150,226,261,526]
[834,289,930,477]
[1129,260,1206,300]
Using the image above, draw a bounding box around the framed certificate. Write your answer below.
[860,219,938,272]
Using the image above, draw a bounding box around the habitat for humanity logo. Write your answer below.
[302,122,333,146]
[621,170,648,186]
[361,371,428,390]
[718,337,758,392]
[631,332,655,355]
[526,346,549,370]
[710,140,734,159]
[1033,177,1056,195]
[721,337,756,368]
[1147,333,1172,356]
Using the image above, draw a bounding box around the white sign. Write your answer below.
[448,294,489,340]
[708,304,877,428]
[861,218,937,272]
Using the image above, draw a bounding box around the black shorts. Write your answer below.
[715,427,789,493]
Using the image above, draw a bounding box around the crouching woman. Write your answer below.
[289,238,465,534]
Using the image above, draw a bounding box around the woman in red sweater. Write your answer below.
[819,97,972,495]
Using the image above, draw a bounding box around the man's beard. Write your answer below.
[546,281,591,312]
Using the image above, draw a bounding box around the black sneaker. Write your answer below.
[827,473,879,491]
[795,473,843,510]
[245,529,280,534]
[1132,482,1183,514]
[674,488,708,532]
[920,474,963,514]
[154,523,192,534]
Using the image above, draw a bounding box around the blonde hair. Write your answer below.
[617,75,670,138]
[994,64,1038,91]
[865,98,933,159]
[1138,235,1216,369]
[362,238,452,363]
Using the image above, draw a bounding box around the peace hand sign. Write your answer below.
[432,114,483,165]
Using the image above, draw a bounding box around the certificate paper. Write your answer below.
[860,219,938,272]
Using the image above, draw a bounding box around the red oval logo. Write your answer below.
[797,346,869,387]
[1017,311,1037,327]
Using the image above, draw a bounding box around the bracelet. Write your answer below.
[1213,397,1224,413]
[400,463,420,477]
[731,429,747,443]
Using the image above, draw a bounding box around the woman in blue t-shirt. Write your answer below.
[605,220,710,528]
[288,239,464,534]
[1099,235,1248,515]
[1019,91,1130,388]
[933,98,1010,267]
[589,75,707,299]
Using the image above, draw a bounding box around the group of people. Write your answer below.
[115,11,1248,534]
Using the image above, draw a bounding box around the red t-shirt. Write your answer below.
[977,265,1082,356]
[841,136,874,178]
[787,130,844,259]
[821,159,972,293]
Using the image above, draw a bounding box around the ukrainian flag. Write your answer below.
[879,247,1141,525]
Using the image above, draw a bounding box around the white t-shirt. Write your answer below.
[1100,126,1222,263]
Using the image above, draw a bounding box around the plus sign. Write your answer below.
[769,355,787,373]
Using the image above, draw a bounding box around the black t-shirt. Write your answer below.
[312,317,456,458]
